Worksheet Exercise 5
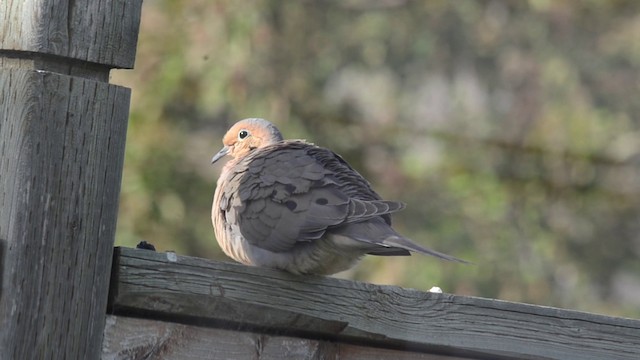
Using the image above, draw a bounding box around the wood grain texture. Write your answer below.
[110,247,640,360]
[0,68,130,359]
[0,0,143,68]
[102,315,468,360]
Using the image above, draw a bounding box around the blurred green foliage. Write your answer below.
[112,0,640,318]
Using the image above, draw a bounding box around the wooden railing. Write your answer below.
[104,247,640,360]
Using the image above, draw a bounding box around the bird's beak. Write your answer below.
[211,146,230,164]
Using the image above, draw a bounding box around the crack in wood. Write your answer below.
[0,50,110,82]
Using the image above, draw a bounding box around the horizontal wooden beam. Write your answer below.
[109,247,640,360]
[102,315,465,360]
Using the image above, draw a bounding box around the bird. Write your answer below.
[211,118,466,275]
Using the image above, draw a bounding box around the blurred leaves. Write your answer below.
[112,0,640,317]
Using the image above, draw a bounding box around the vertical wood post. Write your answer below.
[0,1,142,358]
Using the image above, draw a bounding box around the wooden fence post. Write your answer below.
[0,1,142,358]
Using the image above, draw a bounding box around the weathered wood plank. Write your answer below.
[110,247,640,360]
[0,0,143,68]
[0,68,130,359]
[102,315,468,360]
[1,1,140,358]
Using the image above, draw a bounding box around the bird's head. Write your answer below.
[211,118,284,164]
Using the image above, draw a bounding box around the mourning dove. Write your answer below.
[211,118,466,275]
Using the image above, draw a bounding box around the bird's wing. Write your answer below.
[222,141,405,253]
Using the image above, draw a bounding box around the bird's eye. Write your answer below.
[238,129,249,140]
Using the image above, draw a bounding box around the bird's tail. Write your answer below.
[337,219,469,263]
[382,235,470,264]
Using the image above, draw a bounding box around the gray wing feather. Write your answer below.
[229,141,402,253]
